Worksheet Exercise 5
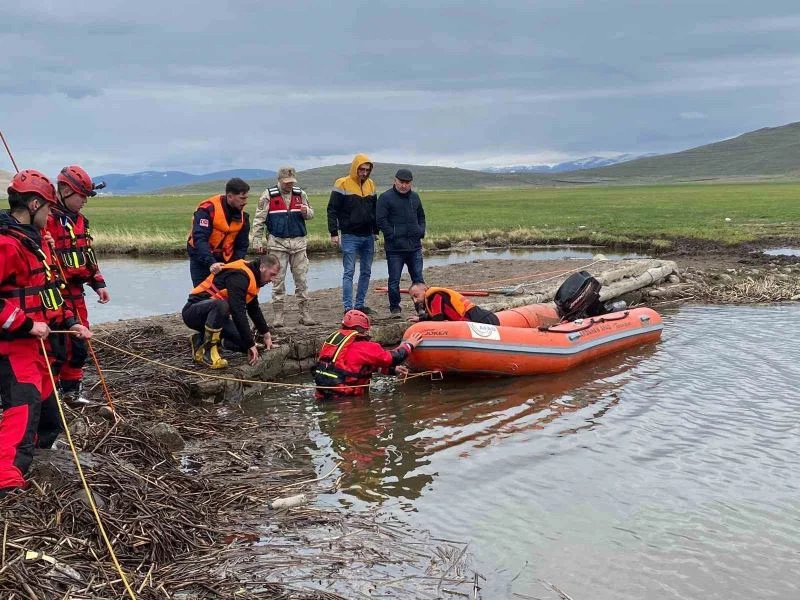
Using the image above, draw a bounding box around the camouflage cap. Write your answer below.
[277,166,297,183]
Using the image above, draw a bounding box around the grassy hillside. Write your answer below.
[555,121,800,184]
[155,163,555,195]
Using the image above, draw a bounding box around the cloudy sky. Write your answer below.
[2,0,800,175]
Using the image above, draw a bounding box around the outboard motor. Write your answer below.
[554,270,603,321]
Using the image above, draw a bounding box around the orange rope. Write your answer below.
[48,241,116,413]
[457,259,605,292]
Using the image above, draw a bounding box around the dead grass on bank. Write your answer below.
[690,272,800,303]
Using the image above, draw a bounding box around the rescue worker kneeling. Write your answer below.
[182,254,280,369]
[407,283,499,325]
[313,309,423,400]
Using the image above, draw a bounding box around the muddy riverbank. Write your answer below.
[2,240,799,599]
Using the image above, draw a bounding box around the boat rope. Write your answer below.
[86,337,440,391]
[466,259,607,293]
[39,339,139,600]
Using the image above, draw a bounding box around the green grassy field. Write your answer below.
[85,183,800,254]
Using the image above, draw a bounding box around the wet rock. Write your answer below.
[71,488,108,510]
[68,418,89,439]
[150,422,185,451]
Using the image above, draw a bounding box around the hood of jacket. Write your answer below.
[348,153,373,181]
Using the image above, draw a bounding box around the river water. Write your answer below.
[90,249,800,598]
[88,246,643,323]
[253,303,800,600]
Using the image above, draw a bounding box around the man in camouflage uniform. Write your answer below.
[250,166,316,326]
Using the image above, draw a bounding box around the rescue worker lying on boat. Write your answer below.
[407,283,500,326]
[182,254,280,369]
[313,309,423,400]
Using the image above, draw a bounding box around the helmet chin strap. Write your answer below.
[28,199,47,222]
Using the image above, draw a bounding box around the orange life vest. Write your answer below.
[424,287,475,321]
[187,195,244,261]
[190,259,259,303]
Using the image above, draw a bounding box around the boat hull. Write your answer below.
[405,307,663,376]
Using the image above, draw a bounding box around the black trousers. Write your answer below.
[466,306,500,326]
[189,259,211,288]
[181,299,250,352]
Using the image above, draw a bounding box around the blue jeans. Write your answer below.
[341,234,375,310]
[386,249,424,310]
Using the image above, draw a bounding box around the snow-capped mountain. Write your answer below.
[483,153,657,174]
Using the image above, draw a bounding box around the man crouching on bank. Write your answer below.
[182,254,280,368]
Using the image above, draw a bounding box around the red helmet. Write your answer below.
[57,165,96,197]
[7,169,57,204]
[342,309,370,330]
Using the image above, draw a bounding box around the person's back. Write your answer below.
[408,284,499,325]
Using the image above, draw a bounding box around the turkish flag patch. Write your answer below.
[199,218,209,227]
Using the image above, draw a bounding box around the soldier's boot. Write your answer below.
[298,301,317,326]
[272,302,285,328]
[194,326,228,369]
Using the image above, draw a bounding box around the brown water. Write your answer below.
[261,304,800,599]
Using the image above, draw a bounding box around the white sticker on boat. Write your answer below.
[467,322,500,340]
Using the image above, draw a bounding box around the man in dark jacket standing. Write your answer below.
[327,153,378,315]
[376,169,426,318]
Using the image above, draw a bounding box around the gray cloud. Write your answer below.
[1,0,800,174]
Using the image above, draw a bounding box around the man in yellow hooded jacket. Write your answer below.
[327,154,378,315]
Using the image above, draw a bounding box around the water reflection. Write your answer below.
[313,346,656,508]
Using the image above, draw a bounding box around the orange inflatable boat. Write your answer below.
[404,304,663,376]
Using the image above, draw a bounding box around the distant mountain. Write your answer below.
[553,121,800,183]
[484,154,656,174]
[96,169,276,194]
[75,120,800,196]
[155,163,556,195]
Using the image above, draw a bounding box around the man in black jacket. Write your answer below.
[182,254,280,368]
[376,169,426,318]
[327,153,378,314]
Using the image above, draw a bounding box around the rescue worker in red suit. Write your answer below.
[186,177,251,287]
[313,309,423,400]
[45,165,109,404]
[0,170,92,496]
[407,283,500,325]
